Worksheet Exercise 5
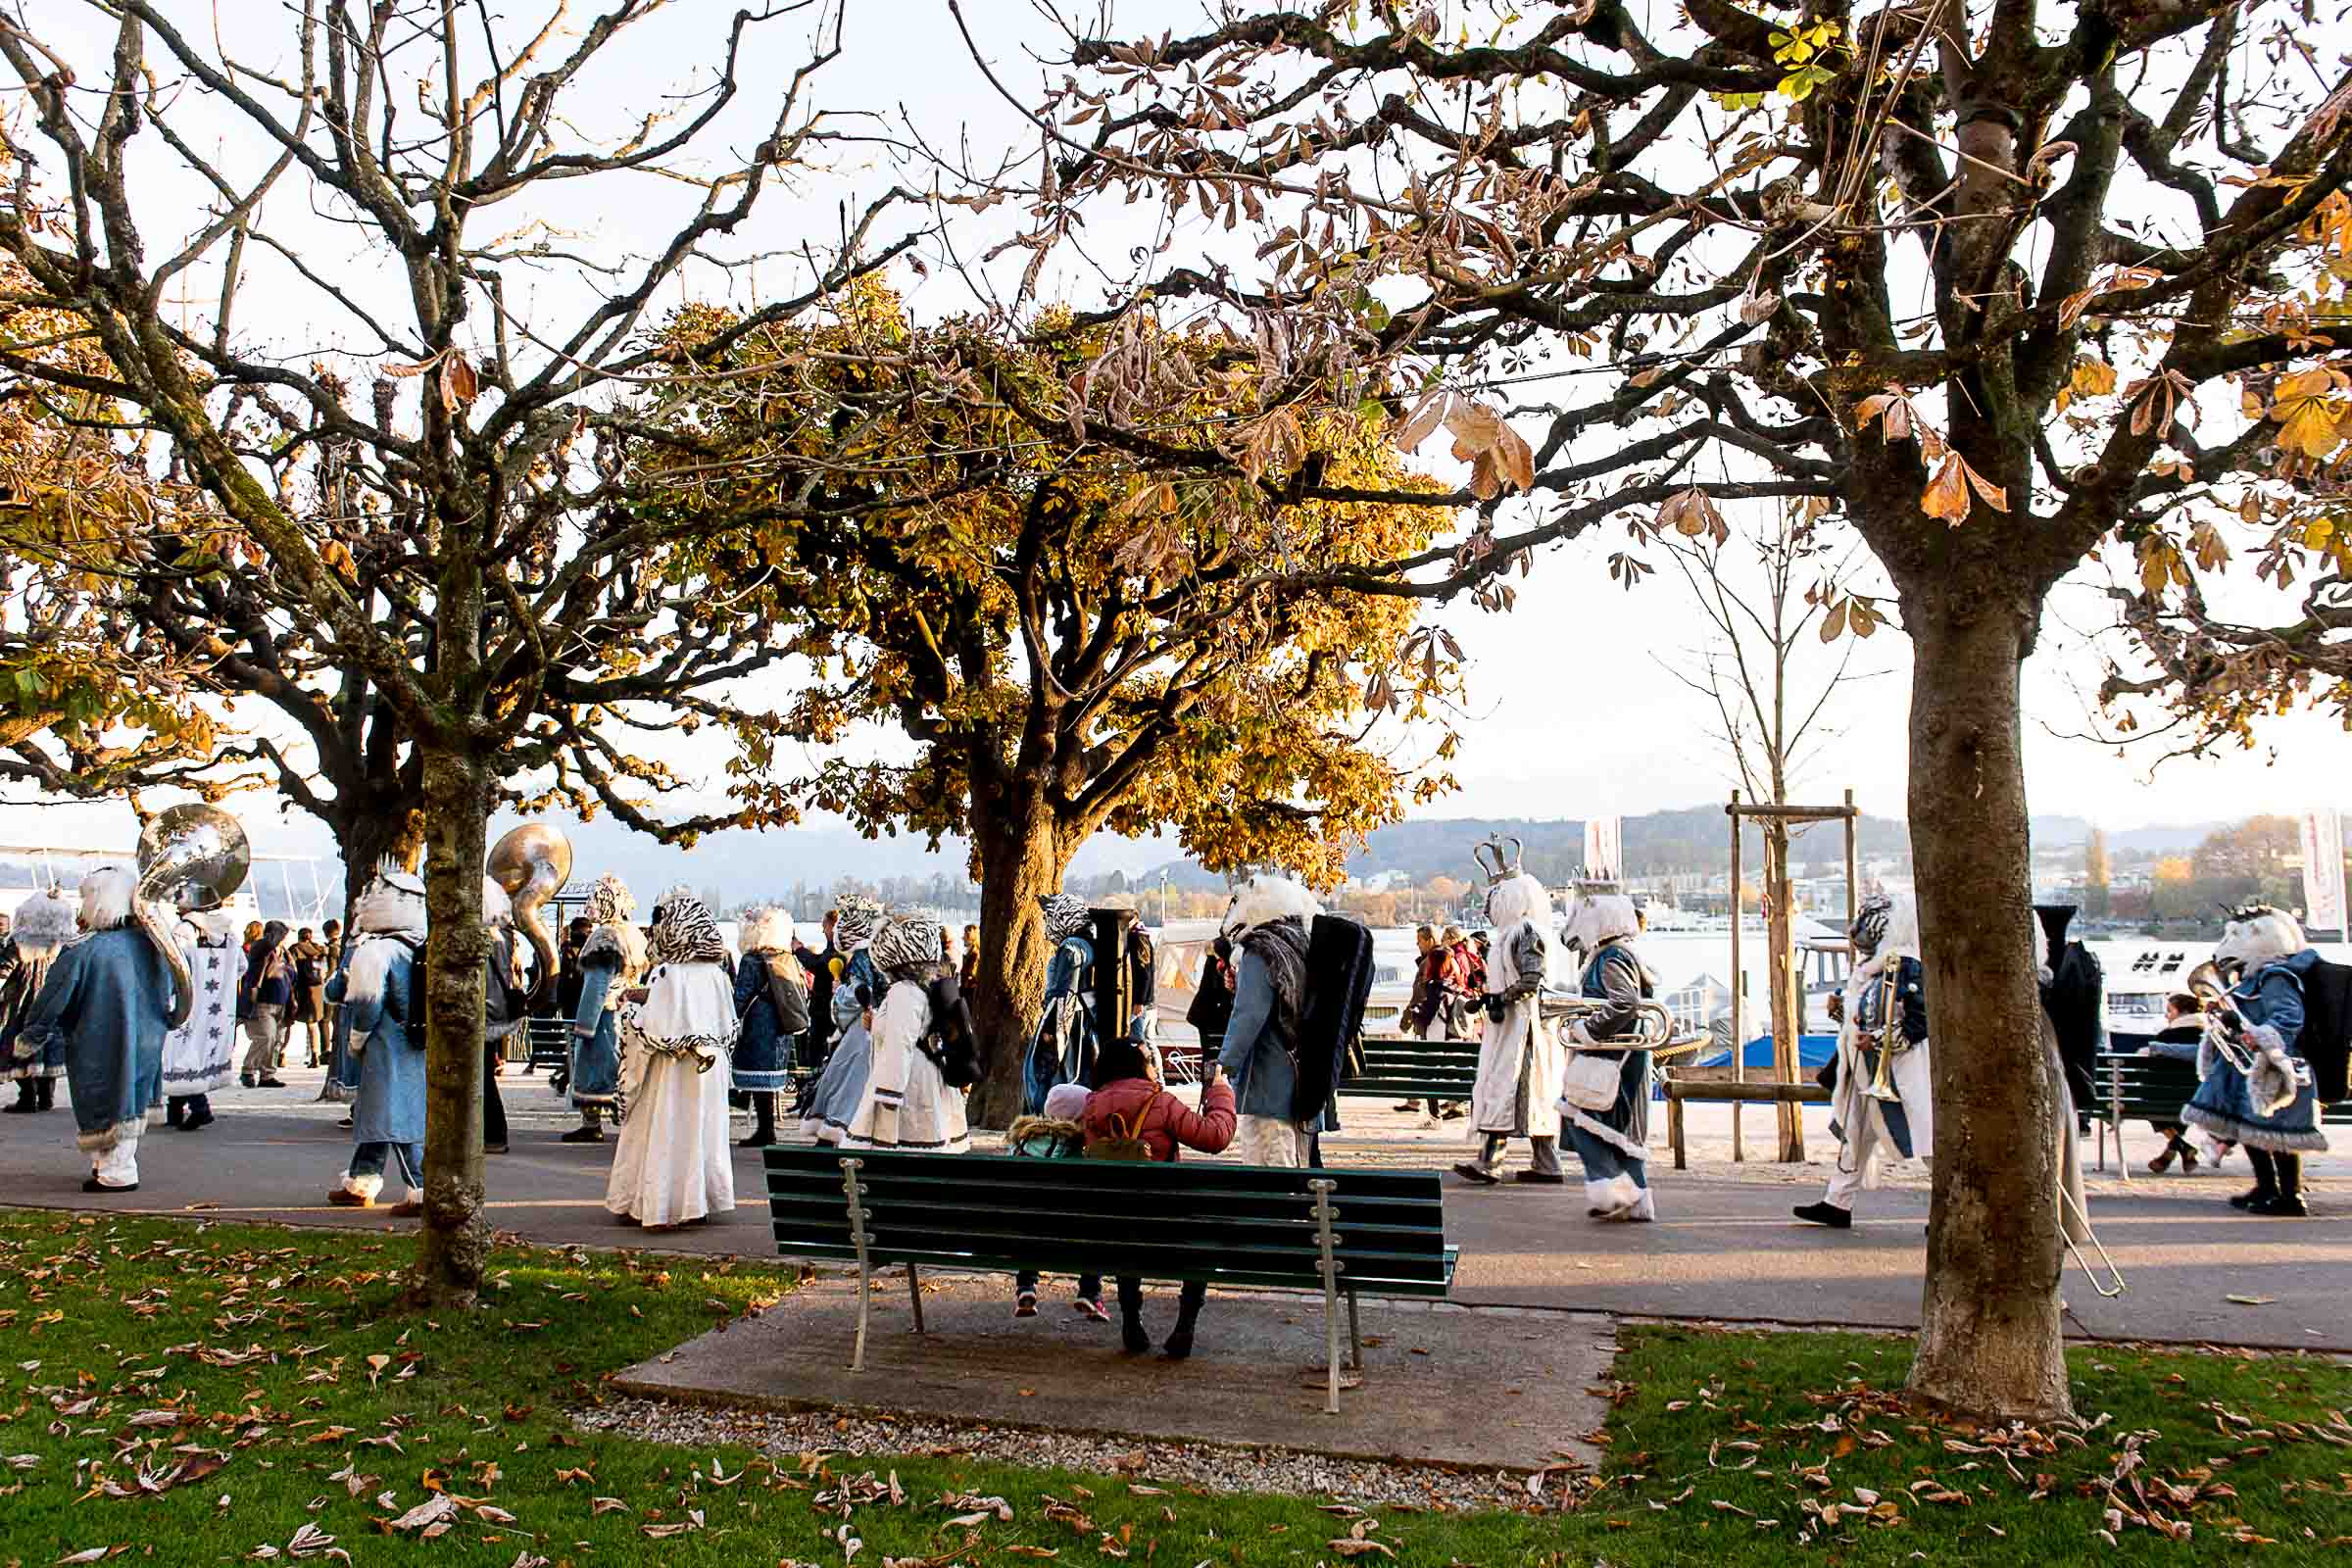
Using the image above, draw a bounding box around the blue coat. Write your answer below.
[569,956,622,1107]
[1218,950,1304,1123]
[2185,950,2328,1152]
[21,929,172,1147]
[732,952,798,1092]
[326,937,426,1146]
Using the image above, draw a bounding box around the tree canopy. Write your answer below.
[640,281,1464,1115]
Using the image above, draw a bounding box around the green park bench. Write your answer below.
[2087,1049,2352,1180]
[521,1016,569,1070]
[1338,1033,1481,1106]
[761,1147,1458,1413]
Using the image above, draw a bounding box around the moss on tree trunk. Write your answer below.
[411,748,492,1307]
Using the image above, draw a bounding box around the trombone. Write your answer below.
[1864,961,1913,1103]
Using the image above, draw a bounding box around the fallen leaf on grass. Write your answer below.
[384,1494,458,1534]
[1326,1541,1395,1558]
[55,1550,115,1565]
[2225,1296,2277,1306]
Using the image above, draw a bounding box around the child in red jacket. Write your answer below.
[1081,1039,1237,1357]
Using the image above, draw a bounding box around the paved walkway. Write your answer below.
[1,1069,2344,1350]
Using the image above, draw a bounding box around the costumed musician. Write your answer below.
[797,893,885,1144]
[1795,892,1933,1229]
[564,873,644,1145]
[2180,905,2329,1217]
[606,889,740,1226]
[1211,873,1325,1167]
[324,868,429,1213]
[1454,840,1566,1187]
[15,868,178,1192]
[839,912,974,1153]
[1,889,75,1115]
[1555,887,1658,1221]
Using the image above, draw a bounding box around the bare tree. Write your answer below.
[0,0,918,1302]
[1659,502,1879,1160]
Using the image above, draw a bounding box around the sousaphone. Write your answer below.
[489,822,572,1008]
[135,804,250,1027]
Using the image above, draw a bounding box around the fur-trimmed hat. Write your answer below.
[1220,873,1320,939]
[354,868,427,935]
[1039,893,1091,941]
[1483,871,1551,935]
[11,889,77,953]
[482,877,513,928]
[740,906,794,954]
[1561,891,1638,955]
[869,913,943,976]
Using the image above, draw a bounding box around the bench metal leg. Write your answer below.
[841,1158,871,1372]
[1346,1290,1362,1373]
[2110,1061,2129,1183]
[907,1261,925,1334]
[1309,1177,1342,1415]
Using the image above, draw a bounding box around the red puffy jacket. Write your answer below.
[1081,1074,1237,1162]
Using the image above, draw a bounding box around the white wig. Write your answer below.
[12,890,78,954]
[1878,890,1921,961]
[78,866,138,932]
[482,876,514,928]
[1483,870,1551,934]
[2216,906,2305,973]
[1221,873,1321,938]
[740,906,795,954]
[1562,891,1639,955]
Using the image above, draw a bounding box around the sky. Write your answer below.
[5,0,2349,878]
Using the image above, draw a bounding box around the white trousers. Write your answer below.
[1237,1114,1311,1167]
[92,1132,141,1188]
[1822,1102,1926,1210]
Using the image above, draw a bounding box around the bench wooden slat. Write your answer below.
[762,1193,1447,1253]
[763,1236,1459,1296]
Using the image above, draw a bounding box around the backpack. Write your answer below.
[1085,1089,1162,1160]
[1290,914,1377,1125]
[2298,955,2352,1103]
[760,952,813,1035]
[922,971,985,1089]
[483,935,526,1028]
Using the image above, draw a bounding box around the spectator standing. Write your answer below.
[1183,936,1235,1098]
[288,927,330,1067]
[240,920,292,1089]
[794,909,840,1078]
[960,923,981,991]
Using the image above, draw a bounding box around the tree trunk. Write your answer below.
[412,748,492,1307]
[1764,820,1804,1161]
[965,797,1067,1130]
[1901,589,2073,1421]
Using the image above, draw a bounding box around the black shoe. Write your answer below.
[2,1085,39,1114]
[1121,1320,1151,1355]
[2247,1193,2310,1217]
[257,1077,287,1089]
[1161,1324,1197,1361]
[240,1076,255,1089]
[1392,1102,1423,1114]
[1452,1162,1500,1187]
[81,1178,137,1194]
[1437,1104,1466,1120]
[560,1124,606,1144]
[484,1143,509,1155]
[1793,1201,1852,1229]
[738,1129,775,1148]
[33,1078,54,1111]
[2228,1187,2275,1210]
[336,1115,353,1129]
[1512,1170,1567,1185]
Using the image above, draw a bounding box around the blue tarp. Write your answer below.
[1687,1033,1839,1072]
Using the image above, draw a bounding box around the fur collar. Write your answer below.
[343,930,421,1008]
[582,919,647,977]
[11,892,77,954]
[1222,874,1321,939]
[1006,1114,1084,1148]
[739,906,794,955]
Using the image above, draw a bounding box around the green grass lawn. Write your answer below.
[1,1206,2347,1566]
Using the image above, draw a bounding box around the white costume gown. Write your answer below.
[1824,955,1936,1206]
[605,960,738,1227]
[1469,916,1564,1142]
[843,980,971,1152]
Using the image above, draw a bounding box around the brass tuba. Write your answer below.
[135,804,251,1027]
[489,822,571,1009]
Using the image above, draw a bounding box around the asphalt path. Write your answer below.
[1,1076,2343,1351]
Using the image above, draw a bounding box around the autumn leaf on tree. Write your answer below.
[2268,368,2351,461]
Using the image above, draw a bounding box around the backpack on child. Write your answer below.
[1084,1089,1162,1161]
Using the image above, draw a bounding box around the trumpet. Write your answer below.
[1540,994,1708,1058]
[1865,961,1912,1103]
